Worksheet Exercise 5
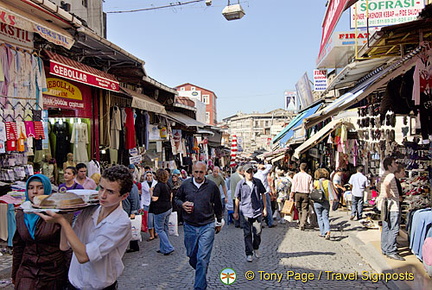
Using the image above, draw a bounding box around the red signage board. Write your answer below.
[318,0,359,61]
[49,61,120,92]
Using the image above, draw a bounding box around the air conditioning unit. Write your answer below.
[222,4,245,21]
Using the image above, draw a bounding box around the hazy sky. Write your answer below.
[103,1,350,120]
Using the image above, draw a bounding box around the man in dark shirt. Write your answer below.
[233,163,267,262]
[175,161,223,290]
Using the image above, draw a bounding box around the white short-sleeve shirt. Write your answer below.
[69,205,132,289]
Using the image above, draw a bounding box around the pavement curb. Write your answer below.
[346,232,413,290]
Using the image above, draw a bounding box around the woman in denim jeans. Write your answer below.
[313,168,337,240]
[151,169,175,255]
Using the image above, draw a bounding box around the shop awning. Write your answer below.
[122,87,166,115]
[196,129,215,136]
[293,119,353,159]
[269,151,287,163]
[304,52,419,129]
[273,103,322,146]
[44,50,120,92]
[325,57,391,91]
[0,2,74,49]
[166,111,206,128]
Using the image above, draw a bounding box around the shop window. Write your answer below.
[191,87,196,91]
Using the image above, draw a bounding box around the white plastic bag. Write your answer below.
[168,211,179,236]
[130,215,142,241]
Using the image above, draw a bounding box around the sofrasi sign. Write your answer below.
[350,0,425,28]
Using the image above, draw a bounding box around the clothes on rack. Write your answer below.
[71,122,89,163]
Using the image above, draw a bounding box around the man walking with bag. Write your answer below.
[175,162,223,290]
[233,164,267,262]
[290,163,313,231]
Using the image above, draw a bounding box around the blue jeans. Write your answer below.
[381,211,400,255]
[184,222,215,290]
[261,193,273,226]
[351,196,364,219]
[154,209,175,254]
[313,201,330,236]
[148,212,155,230]
[240,213,262,256]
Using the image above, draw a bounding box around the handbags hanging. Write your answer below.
[310,179,326,203]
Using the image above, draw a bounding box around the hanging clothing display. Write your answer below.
[124,107,136,150]
[87,159,101,177]
[110,106,121,150]
[53,121,70,165]
[71,122,89,163]
[135,109,148,148]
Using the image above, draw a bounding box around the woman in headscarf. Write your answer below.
[12,174,70,289]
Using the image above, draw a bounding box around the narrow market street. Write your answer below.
[1,207,430,289]
[118,210,389,290]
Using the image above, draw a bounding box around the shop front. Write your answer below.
[41,50,120,183]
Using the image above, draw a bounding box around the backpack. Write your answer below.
[310,179,326,203]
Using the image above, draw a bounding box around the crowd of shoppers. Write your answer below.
[11,152,413,289]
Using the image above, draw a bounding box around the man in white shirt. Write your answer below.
[75,163,97,190]
[37,165,133,289]
[254,164,275,228]
[290,163,313,231]
[348,166,370,220]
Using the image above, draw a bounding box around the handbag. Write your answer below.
[281,200,294,215]
[130,215,142,241]
[310,180,326,203]
[168,211,179,236]
[140,210,148,232]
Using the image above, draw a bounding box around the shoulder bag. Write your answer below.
[310,179,326,203]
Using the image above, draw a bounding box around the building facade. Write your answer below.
[220,109,294,156]
[175,83,218,126]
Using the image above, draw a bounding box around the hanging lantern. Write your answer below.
[222,1,245,21]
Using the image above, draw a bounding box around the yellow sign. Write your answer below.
[45,78,82,100]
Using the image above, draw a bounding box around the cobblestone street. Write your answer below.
[0,210,403,289]
[118,211,390,289]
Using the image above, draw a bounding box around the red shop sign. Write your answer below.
[49,61,119,92]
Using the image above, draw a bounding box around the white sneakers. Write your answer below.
[254,250,260,258]
[246,250,260,262]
